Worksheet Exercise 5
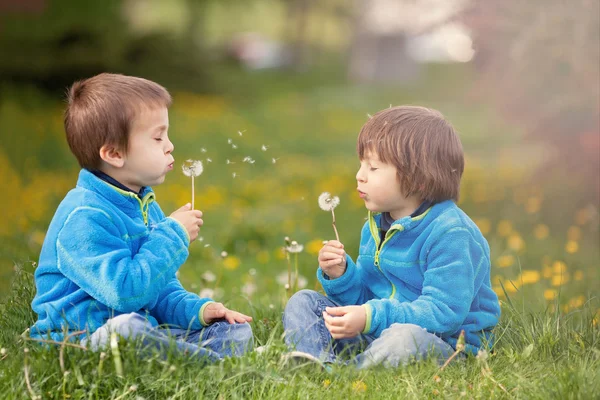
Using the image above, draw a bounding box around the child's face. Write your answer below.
[118,106,174,191]
[356,151,421,220]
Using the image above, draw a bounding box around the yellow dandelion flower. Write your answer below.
[503,280,519,293]
[574,270,584,281]
[519,270,540,285]
[544,289,557,301]
[552,261,567,274]
[565,241,579,254]
[542,265,553,279]
[525,197,541,214]
[507,233,525,252]
[223,256,241,271]
[533,224,549,240]
[352,380,367,393]
[256,250,270,264]
[497,220,513,237]
[567,226,581,241]
[323,379,331,388]
[569,296,586,309]
[306,239,325,255]
[474,218,491,235]
[493,286,505,297]
[496,254,515,268]
[551,273,570,287]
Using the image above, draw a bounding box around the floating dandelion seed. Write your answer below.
[243,156,255,164]
[204,244,211,248]
[367,113,372,118]
[182,159,203,209]
[228,138,233,144]
[232,172,237,178]
[206,158,212,163]
[261,145,268,151]
[272,158,279,164]
[201,148,207,153]
[238,130,245,136]
[232,144,238,149]
[318,192,341,241]
[226,159,235,165]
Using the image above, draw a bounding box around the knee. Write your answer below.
[108,313,151,339]
[380,324,428,345]
[285,289,319,313]
[228,322,254,354]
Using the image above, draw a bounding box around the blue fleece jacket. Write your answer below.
[318,200,500,354]
[30,169,213,341]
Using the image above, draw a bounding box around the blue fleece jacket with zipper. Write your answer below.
[30,169,213,341]
[318,200,500,355]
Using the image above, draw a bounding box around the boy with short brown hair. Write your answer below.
[30,73,253,361]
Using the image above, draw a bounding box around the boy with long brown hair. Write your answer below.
[283,106,500,368]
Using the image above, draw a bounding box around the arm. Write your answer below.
[317,255,372,305]
[363,227,483,337]
[150,278,214,329]
[56,206,189,313]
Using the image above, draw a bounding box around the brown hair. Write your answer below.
[64,73,172,169]
[357,106,464,202]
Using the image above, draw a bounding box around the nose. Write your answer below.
[356,164,367,183]
[165,137,174,154]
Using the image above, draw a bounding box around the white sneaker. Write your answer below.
[280,351,331,372]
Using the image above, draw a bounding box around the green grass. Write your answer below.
[0,264,598,399]
[1,62,598,398]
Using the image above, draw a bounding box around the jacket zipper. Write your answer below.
[369,214,402,299]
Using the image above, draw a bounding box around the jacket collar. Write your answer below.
[77,169,155,211]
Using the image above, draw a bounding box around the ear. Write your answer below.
[99,144,125,168]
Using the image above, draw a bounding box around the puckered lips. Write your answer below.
[357,189,367,199]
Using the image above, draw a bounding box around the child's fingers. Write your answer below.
[325,307,347,316]
[326,240,344,248]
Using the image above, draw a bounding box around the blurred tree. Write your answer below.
[465,0,600,204]
[348,0,468,83]
[0,0,210,93]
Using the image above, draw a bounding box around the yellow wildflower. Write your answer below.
[323,379,331,388]
[565,241,579,254]
[567,226,582,241]
[508,233,525,252]
[352,380,367,393]
[306,239,325,255]
[474,218,491,235]
[519,270,540,285]
[568,296,586,309]
[223,256,241,271]
[525,197,541,214]
[552,261,567,275]
[496,254,515,268]
[543,289,557,301]
[533,224,549,240]
[497,220,513,237]
[551,273,570,287]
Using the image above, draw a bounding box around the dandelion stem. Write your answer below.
[294,253,299,292]
[60,330,86,373]
[191,176,195,209]
[23,337,87,351]
[23,348,39,400]
[331,208,340,242]
[285,250,292,297]
[439,330,465,371]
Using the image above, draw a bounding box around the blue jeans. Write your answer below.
[283,290,455,369]
[80,313,253,362]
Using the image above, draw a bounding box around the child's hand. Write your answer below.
[170,203,203,242]
[318,240,347,278]
[322,306,366,339]
[203,302,253,325]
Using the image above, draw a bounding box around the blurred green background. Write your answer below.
[0,0,598,319]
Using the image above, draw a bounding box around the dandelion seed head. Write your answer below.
[0,348,6,356]
[202,271,216,282]
[318,192,340,211]
[286,241,304,253]
[221,251,228,258]
[284,283,290,290]
[182,159,203,177]
[269,304,274,309]
[199,288,214,298]
[249,268,257,276]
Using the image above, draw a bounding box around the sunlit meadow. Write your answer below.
[0,65,598,398]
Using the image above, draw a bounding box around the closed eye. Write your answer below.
[155,138,163,142]
[369,167,378,171]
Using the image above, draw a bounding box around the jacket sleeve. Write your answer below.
[55,206,189,313]
[317,255,372,305]
[150,278,214,329]
[362,227,484,337]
